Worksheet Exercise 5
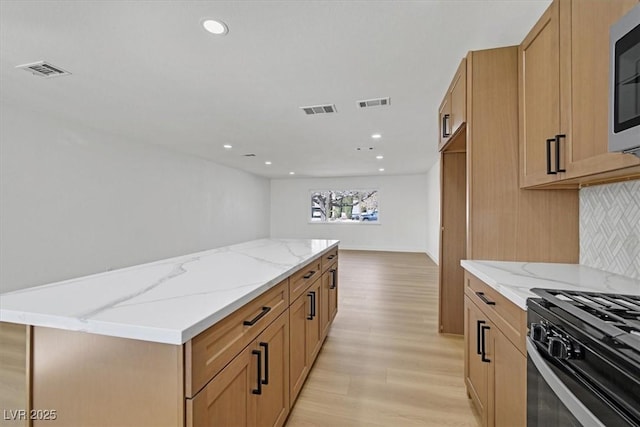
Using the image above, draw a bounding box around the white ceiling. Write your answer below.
[0,0,551,179]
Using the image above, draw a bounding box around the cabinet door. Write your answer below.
[566,0,640,177]
[519,0,563,187]
[438,95,452,150]
[328,265,338,323]
[255,313,290,427]
[450,58,467,137]
[320,269,331,339]
[306,279,323,365]
[464,297,489,426]
[289,293,310,404]
[187,344,256,427]
[487,326,526,427]
[320,265,338,339]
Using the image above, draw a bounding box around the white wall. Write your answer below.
[0,106,270,293]
[270,174,428,252]
[424,160,441,264]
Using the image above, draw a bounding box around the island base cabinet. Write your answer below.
[187,311,290,427]
[289,278,323,406]
[255,312,290,427]
[186,344,254,427]
[322,264,338,337]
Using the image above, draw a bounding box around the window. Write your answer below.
[310,190,379,223]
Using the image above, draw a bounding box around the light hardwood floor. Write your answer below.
[285,250,480,427]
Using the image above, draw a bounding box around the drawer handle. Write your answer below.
[481,325,491,363]
[327,254,336,260]
[475,292,495,306]
[243,306,271,326]
[251,349,262,395]
[330,269,337,289]
[259,342,269,385]
[303,270,316,279]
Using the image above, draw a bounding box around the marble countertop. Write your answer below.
[0,238,339,345]
[461,260,640,310]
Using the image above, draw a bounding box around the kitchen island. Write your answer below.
[0,238,339,427]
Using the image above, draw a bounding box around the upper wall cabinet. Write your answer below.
[439,58,467,151]
[519,0,640,188]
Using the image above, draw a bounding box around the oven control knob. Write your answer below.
[530,323,547,342]
[548,337,569,359]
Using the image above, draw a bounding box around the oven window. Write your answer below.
[527,356,582,426]
[614,23,640,133]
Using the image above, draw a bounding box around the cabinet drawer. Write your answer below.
[321,248,338,272]
[289,258,322,302]
[185,279,289,398]
[464,273,526,355]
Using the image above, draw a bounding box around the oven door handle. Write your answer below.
[526,338,606,427]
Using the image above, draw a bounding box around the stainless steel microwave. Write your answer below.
[610,3,640,157]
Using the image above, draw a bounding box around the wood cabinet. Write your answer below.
[464,298,488,420]
[289,277,322,405]
[320,258,338,339]
[438,58,467,151]
[185,279,289,398]
[438,46,578,334]
[519,0,640,188]
[463,272,527,427]
[187,312,289,427]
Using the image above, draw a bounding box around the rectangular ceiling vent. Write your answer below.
[16,61,71,78]
[300,104,337,115]
[357,97,390,108]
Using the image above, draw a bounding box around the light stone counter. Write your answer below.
[0,238,338,344]
[461,260,640,310]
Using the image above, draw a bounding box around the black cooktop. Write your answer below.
[531,289,640,353]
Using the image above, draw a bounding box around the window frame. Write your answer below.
[308,188,381,225]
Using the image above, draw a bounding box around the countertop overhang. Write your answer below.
[461,260,640,310]
[0,238,339,345]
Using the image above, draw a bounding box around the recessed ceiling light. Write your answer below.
[376,155,384,160]
[265,161,272,165]
[289,172,295,175]
[371,134,382,139]
[379,168,385,172]
[223,144,232,149]
[202,19,229,35]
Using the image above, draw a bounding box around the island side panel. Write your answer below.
[0,323,29,427]
[31,327,184,427]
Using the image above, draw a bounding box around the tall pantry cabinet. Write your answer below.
[438,46,579,335]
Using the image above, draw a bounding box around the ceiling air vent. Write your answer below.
[16,61,71,78]
[300,104,337,115]
[357,97,390,108]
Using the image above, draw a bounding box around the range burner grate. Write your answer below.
[532,289,640,352]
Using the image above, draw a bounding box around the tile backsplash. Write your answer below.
[580,180,640,279]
